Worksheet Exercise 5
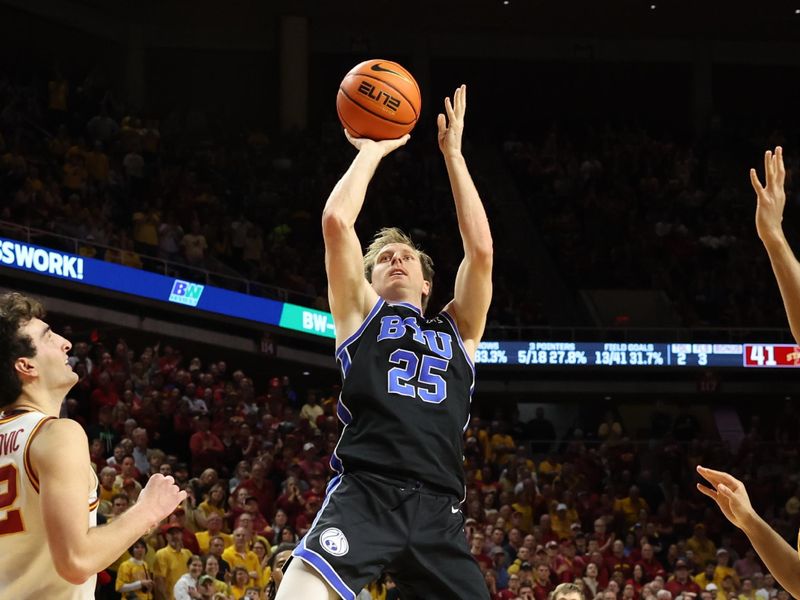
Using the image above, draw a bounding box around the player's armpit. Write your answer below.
[445,252,493,359]
[322,215,377,341]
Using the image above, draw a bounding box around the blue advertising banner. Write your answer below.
[0,238,284,328]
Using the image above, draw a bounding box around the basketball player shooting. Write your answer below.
[277,84,492,599]
[0,293,186,598]
[698,146,800,597]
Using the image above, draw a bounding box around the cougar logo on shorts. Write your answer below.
[320,527,350,556]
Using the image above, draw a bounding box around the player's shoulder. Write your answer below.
[29,418,87,461]
[35,417,87,443]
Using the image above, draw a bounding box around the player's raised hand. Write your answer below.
[137,474,187,525]
[344,129,410,158]
[696,465,756,531]
[751,146,787,245]
[438,84,466,159]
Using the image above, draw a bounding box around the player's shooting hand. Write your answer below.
[344,129,410,158]
[438,84,466,159]
[751,146,787,245]
[696,465,756,531]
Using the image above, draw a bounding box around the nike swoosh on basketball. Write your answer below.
[451,505,461,514]
[371,63,411,83]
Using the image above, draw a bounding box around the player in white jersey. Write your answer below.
[0,292,186,598]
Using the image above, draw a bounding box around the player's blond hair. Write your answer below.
[550,583,585,600]
[363,227,434,311]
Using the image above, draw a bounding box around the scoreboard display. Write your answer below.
[475,341,800,368]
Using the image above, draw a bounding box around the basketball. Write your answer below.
[336,59,421,141]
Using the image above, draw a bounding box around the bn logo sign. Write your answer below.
[169,279,205,307]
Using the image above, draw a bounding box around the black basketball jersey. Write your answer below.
[331,298,475,498]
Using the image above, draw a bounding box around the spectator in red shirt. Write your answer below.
[637,542,665,580]
[189,414,225,475]
[470,532,493,572]
[533,563,554,600]
[90,371,120,420]
[294,494,322,537]
[297,441,325,480]
[665,559,702,598]
[519,583,535,600]
[496,572,521,599]
[539,514,559,545]
[606,539,633,579]
[275,474,305,527]
[234,496,269,536]
[592,517,614,553]
[553,539,580,583]
[236,459,276,520]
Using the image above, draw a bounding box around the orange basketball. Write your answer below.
[336,59,421,141]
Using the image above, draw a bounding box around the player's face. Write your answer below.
[19,318,77,391]
[371,243,430,306]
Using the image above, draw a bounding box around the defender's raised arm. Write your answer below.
[751,146,800,342]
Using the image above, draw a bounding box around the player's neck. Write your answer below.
[382,293,424,313]
[8,386,63,417]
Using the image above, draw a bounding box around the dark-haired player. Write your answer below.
[277,85,492,600]
[0,292,185,598]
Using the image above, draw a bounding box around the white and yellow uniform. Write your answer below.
[0,410,99,598]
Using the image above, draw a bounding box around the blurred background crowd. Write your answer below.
[55,327,800,600]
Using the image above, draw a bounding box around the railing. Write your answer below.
[0,219,319,307]
[1,219,794,344]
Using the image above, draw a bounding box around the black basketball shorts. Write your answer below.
[289,471,489,600]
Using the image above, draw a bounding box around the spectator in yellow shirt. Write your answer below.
[490,421,516,465]
[196,512,233,555]
[687,524,717,570]
[230,567,251,599]
[551,502,579,540]
[153,525,192,600]
[63,149,88,193]
[614,486,650,528]
[85,141,110,185]
[222,528,262,588]
[695,561,718,590]
[714,549,740,590]
[116,539,155,600]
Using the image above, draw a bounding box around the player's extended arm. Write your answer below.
[322,132,409,336]
[697,465,800,598]
[751,146,800,343]
[32,419,186,584]
[439,85,493,356]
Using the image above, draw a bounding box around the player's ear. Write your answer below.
[15,356,37,379]
[422,280,431,297]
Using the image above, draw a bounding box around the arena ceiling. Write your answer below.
[11,0,800,43]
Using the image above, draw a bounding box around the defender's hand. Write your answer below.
[344,129,410,158]
[697,465,756,531]
[438,84,466,159]
[136,474,187,527]
[751,146,787,245]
